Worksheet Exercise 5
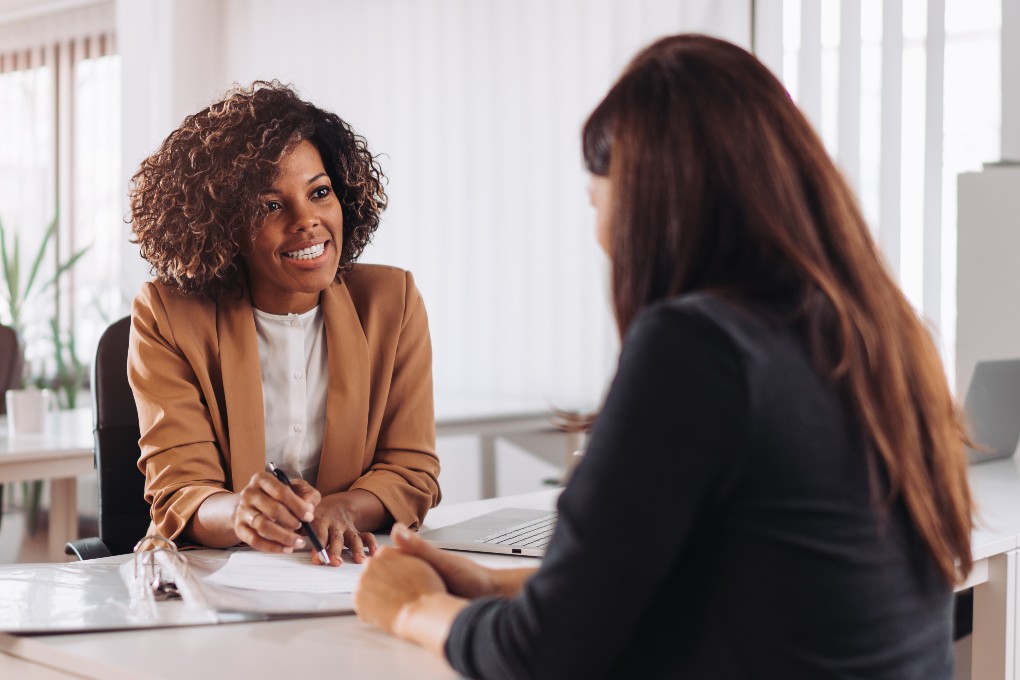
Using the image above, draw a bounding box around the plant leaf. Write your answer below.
[21,212,57,306]
[50,318,67,376]
[39,242,92,296]
[9,230,20,327]
[0,209,90,337]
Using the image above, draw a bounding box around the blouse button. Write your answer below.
[293,424,304,433]
[294,370,304,380]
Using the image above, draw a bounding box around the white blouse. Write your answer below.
[253,305,329,486]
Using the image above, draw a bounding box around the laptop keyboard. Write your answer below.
[475,512,558,549]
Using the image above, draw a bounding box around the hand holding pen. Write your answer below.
[234,463,380,565]
[233,464,326,562]
[268,462,332,566]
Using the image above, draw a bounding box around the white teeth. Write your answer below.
[283,243,325,260]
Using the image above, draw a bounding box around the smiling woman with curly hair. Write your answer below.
[131,80,385,298]
[127,81,440,565]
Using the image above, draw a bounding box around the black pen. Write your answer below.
[268,461,332,566]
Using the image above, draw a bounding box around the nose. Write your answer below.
[291,202,319,233]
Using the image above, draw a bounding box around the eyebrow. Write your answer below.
[259,173,330,196]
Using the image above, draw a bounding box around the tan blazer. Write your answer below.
[128,264,441,542]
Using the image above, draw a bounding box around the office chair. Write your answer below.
[0,323,24,527]
[65,316,151,560]
[0,322,24,414]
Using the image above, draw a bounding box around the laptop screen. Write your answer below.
[964,359,1020,464]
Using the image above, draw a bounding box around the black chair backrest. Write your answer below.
[93,316,151,555]
[0,323,24,415]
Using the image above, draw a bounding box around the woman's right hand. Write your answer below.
[233,471,321,553]
[389,523,532,599]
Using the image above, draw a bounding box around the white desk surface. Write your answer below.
[0,408,94,561]
[967,455,1020,562]
[5,456,1018,680]
[435,394,553,422]
[0,489,558,680]
[0,408,93,481]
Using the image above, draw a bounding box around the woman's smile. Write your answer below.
[282,240,330,263]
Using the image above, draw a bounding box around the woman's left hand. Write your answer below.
[307,491,381,565]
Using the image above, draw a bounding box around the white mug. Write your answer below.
[5,388,53,435]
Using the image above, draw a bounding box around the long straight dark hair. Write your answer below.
[582,34,972,584]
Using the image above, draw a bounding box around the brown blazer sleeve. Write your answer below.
[128,283,231,541]
[349,271,441,528]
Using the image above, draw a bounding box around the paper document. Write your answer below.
[204,551,365,594]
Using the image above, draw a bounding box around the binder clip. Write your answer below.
[130,536,187,602]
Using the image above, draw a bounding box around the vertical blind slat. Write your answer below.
[923,0,945,327]
[879,0,903,276]
[798,0,823,130]
[838,0,862,192]
[753,0,786,79]
[1003,0,1020,160]
[54,36,75,326]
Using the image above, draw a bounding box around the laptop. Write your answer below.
[964,358,1020,464]
[418,507,557,557]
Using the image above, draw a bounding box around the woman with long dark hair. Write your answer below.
[354,35,972,678]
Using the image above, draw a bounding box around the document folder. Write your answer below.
[0,537,355,634]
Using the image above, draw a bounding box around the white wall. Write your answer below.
[955,165,1020,398]
[116,0,229,298]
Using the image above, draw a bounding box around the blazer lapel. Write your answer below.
[217,289,267,490]
[316,280,371,493]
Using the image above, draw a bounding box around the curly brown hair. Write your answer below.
[130,81,387,298]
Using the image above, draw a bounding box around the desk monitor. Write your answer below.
[964,358,1020,464]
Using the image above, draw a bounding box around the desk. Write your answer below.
[1,475,1019,680]
[0,409,94,562]
[0,490,555,680]
[6,465,1015,679]
[435,395,583,498]
[1,400,569,564]
[961,455,1020,680]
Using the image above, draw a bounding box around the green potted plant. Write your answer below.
[0,211,90,533]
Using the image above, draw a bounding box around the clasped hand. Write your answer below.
[233,471,377,565]
[355,523,500,635]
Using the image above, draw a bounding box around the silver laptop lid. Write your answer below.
[965,358,1020,464]
[418,507,555,557]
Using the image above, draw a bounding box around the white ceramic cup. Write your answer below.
[5,388,53,435]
